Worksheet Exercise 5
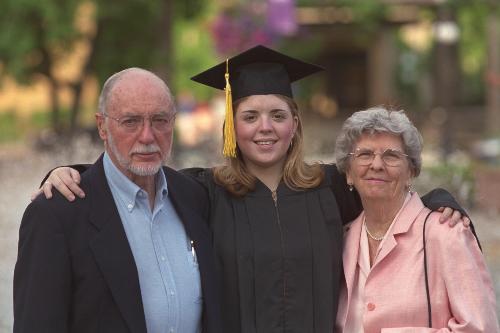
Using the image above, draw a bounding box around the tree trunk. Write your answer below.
[69,80,84,133]
[47,75,62,134]
[433,5,460,161]
[155,0,173,82]
[69,21,101,132]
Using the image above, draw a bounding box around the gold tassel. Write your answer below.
[223,59,237,157]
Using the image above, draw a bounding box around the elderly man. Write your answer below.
[14,68,221,333]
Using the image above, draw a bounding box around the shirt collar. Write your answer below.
[103,152,168,210]
[154,167,169,206]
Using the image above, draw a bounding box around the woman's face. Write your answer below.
[235,94,298,172]
[346,132,413,202]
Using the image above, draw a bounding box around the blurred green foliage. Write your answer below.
[0,0,498,134]
[171,3,219,100]
[30,108,71,128]
[0,0,212,81]
[0,0,212,133]
[394,0,499,107]
[0,0,80,83]
[456,1,492,105]
[0,109,75,143]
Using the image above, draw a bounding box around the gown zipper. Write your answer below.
[272,189,287,332]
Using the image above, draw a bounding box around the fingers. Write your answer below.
[448,211,471,228]
[49,175,75,201]
[446,210,463,227]
[438,207,471,228]
[69,168,81,185]
[30,167,85,202]
[48,167,78,201]
[42,181,54,199]
[438,207,452,223]
[66,169,85,198]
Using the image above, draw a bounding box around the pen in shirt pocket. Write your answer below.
[189,240,197,264]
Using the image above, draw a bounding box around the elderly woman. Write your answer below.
[334,107,498,332]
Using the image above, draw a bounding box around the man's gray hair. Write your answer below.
[334,106,423,176]
[97,67,175,114]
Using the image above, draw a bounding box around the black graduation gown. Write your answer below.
[186,165,358,333]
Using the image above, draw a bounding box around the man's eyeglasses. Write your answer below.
[349,148,409,167]
[103,112,176,132]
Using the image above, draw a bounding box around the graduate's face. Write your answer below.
[346,132,413,203]
[234,94,298,172]
[96,71,175,179]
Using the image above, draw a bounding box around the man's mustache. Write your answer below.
[130,144,161,155]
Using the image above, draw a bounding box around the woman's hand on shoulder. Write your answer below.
[31,167,85,202]
[436,207,470,228]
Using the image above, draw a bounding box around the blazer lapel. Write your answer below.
[372,193,426,268]
[372,234,397,268]
[163,167,210,245]
[342,215,363,313]
[87,156,147,333]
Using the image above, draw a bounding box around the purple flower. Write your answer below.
[266,0,297,36]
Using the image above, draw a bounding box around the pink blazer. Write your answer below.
[336,193,499,332]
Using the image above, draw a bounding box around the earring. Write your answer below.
[407,183,412,192]
[348,184,353,192]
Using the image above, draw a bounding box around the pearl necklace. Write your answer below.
[364,220,385,241]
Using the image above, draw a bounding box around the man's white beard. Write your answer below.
[107,132,164,176]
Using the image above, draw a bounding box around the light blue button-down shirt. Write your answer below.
[103,153,202,333]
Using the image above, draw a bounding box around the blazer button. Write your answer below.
[367,303,376,311]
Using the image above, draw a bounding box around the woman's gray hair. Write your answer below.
[335,106,423,176]
[97,67,175,114]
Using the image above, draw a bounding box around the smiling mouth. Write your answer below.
[254,140,277,145]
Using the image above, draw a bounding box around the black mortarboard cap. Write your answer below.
[191,45,324,100]
[191,45,323,157]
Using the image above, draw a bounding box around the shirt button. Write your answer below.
[169,328,174,333]
[170,291,175,296]
[161,256,166,261]
[367,302,376,311]
[127,203,133,210]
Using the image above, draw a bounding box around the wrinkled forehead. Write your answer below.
[108,73,173,113]
[354,131,404,150]
[112,71,168,97]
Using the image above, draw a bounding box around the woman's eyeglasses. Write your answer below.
[349,148,408,166]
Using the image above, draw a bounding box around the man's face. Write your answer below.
[96,72,175,180]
